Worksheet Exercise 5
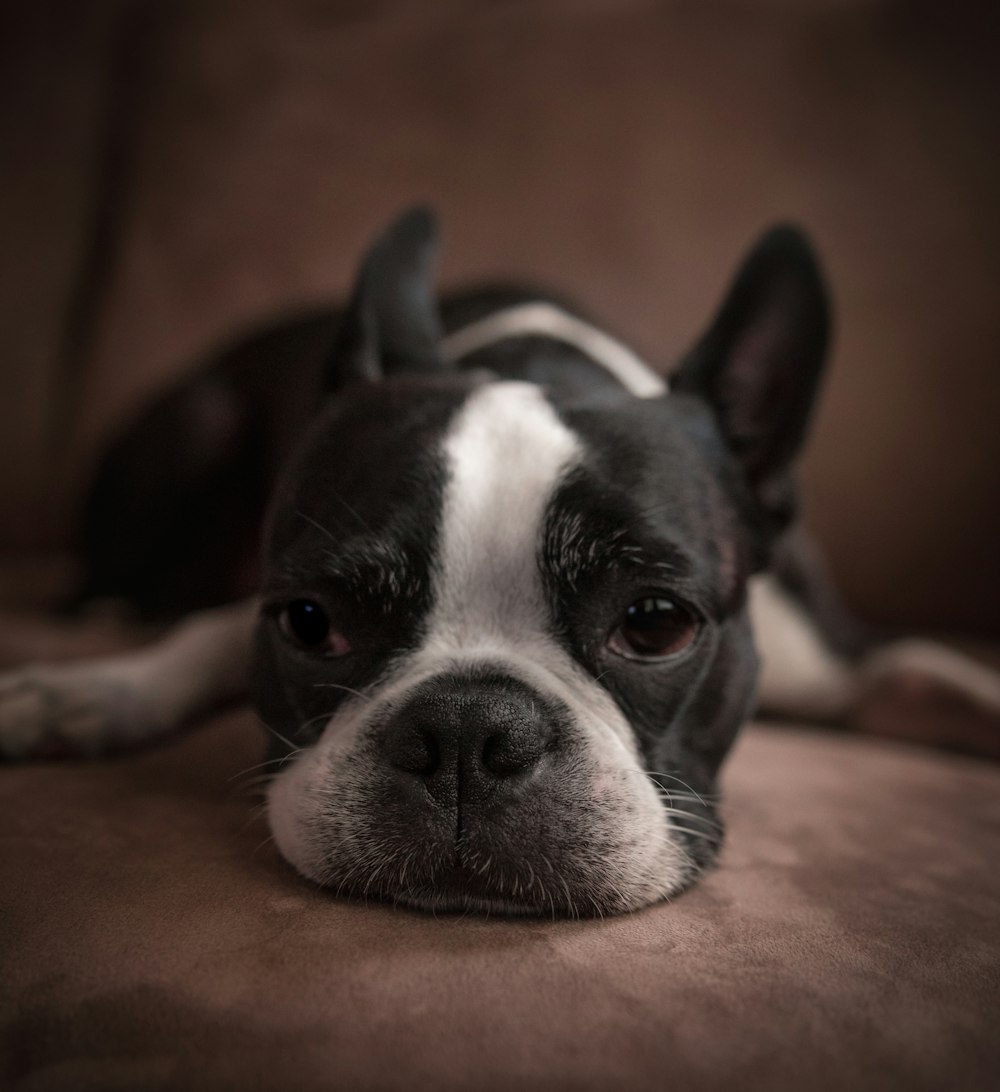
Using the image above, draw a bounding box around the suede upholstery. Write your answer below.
[3,709,999,1091]
[2,3,1000,1089]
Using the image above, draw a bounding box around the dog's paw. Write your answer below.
[0,664,156,760]
[854,640,1000,759]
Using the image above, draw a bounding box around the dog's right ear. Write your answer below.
[327,206,445,387]
[672,225,830,540]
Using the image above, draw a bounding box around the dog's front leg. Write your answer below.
[752,575,1000,756]
[0,599,257,760]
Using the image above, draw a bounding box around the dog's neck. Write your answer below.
[441,301,668,399]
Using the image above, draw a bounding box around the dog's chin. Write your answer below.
[378,885,604,919]
[343,864,580,918]
[284,843,710,919]
[380,871,698,919]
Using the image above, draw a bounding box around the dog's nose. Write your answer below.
[384,673,551,805]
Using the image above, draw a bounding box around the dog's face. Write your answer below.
[252,210,829,915]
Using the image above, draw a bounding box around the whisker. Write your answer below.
[602,765,720,804]
[237,776,278,796]
[253,833,276,855]
[296,509,342,545]
[312,683,372,701]
[646,771,715,806]
[665,825,720,842]
[253,714,299,754]
[240,801,270,833]
[298,493,374,538]
[227,752,302,782]
[294,707,349,735]
[657,805,724,832]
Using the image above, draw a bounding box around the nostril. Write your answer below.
[390,726,439,778]
[482,730,542,778]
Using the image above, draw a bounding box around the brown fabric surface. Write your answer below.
[2,0,999,634]
[3,8,999,1086]
[2,710,999,1091]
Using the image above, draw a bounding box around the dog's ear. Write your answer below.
[672,225,830,535]
[329,206,444,385]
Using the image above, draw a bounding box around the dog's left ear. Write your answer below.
[329,205,445,386]
[672,225,830,536]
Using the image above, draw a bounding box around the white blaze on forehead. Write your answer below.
[431,381,581,647]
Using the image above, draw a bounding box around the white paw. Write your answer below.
[0,663,156,760]
[862,640,1000,717]
[854,639,1000,759]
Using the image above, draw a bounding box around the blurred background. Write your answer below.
[1,0,998,637]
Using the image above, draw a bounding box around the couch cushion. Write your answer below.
[2,713,998,1091]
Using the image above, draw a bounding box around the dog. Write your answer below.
[2,208,998,916]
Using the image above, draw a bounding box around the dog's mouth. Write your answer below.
[378,862,565,918]
[325,855,622,919]
[301,815,716,919]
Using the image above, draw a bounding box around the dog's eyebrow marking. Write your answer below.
[542,510,690,594]
[322,542,421,600]
[274,533,423,605]
[440,301,668,399]
[289,539,422,602]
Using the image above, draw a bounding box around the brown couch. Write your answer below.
[2,3,999,1089]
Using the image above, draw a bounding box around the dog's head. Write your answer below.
[253,208,829,915]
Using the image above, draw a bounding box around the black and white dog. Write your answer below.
[2,209,997,915]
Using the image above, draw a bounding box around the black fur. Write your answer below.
[76,208,832,914]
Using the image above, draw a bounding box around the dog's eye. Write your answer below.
[279,600,351,656]
[609,596,698,661]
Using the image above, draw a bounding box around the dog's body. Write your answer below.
[3,210,998,916]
